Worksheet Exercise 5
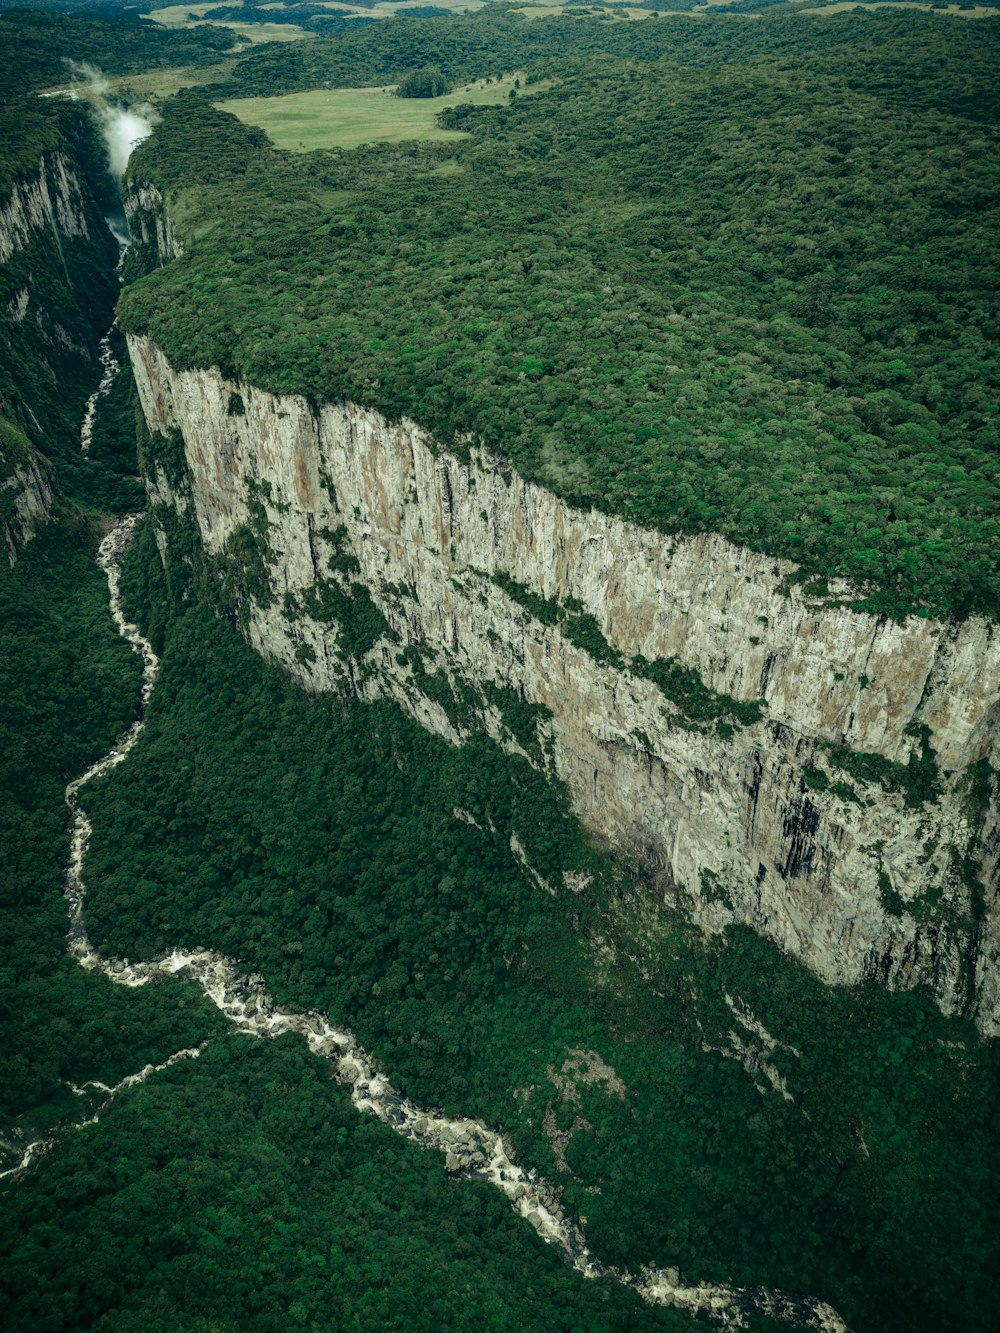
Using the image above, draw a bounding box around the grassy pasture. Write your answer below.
[141,0,677,36]
[146,0,486,24]
[515,4,655,18]
[357,0,485,12]
[800,1,1000,14]
[143,0,666,28]
[218,74,543,151]
[42,59,239,107]
[108,60,240,102]
[210,19,310,41]
[145,4,309,41]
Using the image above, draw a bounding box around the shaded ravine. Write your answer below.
[16,510,848,1331]
[79,245,126,458]
[79,332,119,457]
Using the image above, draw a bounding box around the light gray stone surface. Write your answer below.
[128,334,1000,1033]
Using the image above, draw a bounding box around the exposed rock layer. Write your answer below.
[2,134,130,569]
[0,152,90,264]
[123,181,182,264]
[127,335,1000,1034]
[49,513,846,1333]
[1,449,54,565]
[0,151,97,559]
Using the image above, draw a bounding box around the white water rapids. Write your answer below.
[3,377,849,1328]
[0,1045,205,1183]
[78,334,119,457]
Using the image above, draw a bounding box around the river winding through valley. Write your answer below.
[4,373,848,1329]
[78,330,119,457]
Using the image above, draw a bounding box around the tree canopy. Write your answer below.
[396,66,451,98]
[120,10,1000,618]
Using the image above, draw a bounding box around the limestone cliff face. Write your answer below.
[0,152,90,265]
[128,334,1000,1034]
[122,181,182,265]
[1,448,54,566]
[0,151,96,557]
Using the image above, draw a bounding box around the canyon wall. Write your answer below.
[1,144,119,557]
[0,151,91,265]
[1,442,53,566]
[128,334,1000,1034]
[123,182,182,267]
[0,150,102,560]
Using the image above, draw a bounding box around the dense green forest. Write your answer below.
[3,6,1000,1331]
[60,509,997,1333]
[0,176,675,1333]
[119,9,1000,617]
[7,445,998,1332]
[2,1033,685,1330]
[0,294,677,1333]
[207,3,1000,114]
[0,517,223,1168]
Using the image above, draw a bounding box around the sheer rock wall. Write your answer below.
[0,151,90,264]
[123,181,182,265]
[128,333,1000,1034]
[0,150,99,560]
[1,449,53,565]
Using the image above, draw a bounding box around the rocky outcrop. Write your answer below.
[1,446,53,565]
[128,334,1000,1035]
[0,144,119,557]
[53,513,846,1331]
[122,181,182,265]
[0,155,75,558]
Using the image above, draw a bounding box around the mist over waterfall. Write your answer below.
[67,62,155,242]
[100,104,155,180]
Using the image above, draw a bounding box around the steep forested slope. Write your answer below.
[0,517,223,1151]
[0,15,681,1329]
[0,7,236,99]
[70,523,1000,1333]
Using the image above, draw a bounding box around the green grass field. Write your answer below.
[106,60,238,103]
[145,4,309,42]
[515,3,656,19]
[801,1,1000,15]
[143,0,661,37]
[218,75,544,152]
[146,0,486,26]
[352,0,485,13]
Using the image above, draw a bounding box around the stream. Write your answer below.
[78,330,119,457]
[4,382,849,1329]
[79,239,126,459]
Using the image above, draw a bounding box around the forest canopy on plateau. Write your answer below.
[118,9,1000,620]
[2,8,999,1332]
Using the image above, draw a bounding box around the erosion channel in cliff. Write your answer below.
[1,502,845,1332]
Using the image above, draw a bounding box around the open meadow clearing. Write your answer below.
[145,3,309,41]
[219,74,543,151]
[800,1,1000,15]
